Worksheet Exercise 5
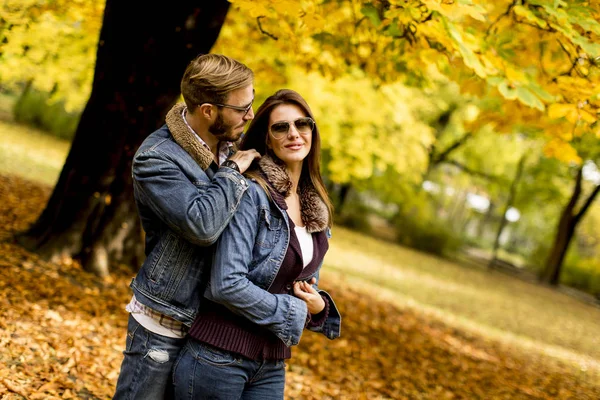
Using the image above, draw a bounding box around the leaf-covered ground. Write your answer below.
[1,174,599,399]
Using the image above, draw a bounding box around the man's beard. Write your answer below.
[209,112,242,141]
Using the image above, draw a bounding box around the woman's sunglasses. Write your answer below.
[269,117,315,139]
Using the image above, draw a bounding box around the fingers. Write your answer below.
[309,277,317,285]
[300,281,317,294]
[229,150,261,173]
[293,282,309,300]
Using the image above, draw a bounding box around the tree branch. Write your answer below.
[574,183,600,224]
[555,40,587,78]
[486,1,516,37]
[256,16,278,41]
[567,165,584,217]
[431,132,473,166]
[444,159,508,184]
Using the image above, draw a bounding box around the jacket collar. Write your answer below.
[166,103,214,170]
[258,156,329,233]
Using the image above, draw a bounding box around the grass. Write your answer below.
[0,119,70,186]
[324,227,600,374]
[2,118,599,382]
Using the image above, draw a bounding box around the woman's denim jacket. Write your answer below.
[204,157,342,347]
[129,104,249,326]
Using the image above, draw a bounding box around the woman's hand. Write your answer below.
[293,280,325,314]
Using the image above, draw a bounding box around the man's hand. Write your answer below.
[228,150,261,173]
[293,280,325,314]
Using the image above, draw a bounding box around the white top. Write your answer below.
[294,226,314,268]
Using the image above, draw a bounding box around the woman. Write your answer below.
[173,89,341,399]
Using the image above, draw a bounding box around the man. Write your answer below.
[113,54,260,400]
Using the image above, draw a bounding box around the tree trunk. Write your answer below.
[337,183,353,215]
[476,200,494,239]
[489,154,526,268]
[16,1,230,276]
[540,166,600,285]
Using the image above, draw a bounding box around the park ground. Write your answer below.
[1,120,600,399]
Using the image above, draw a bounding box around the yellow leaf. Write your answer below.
[548,104,578,123]
[543,139,582,164]
[505,66,527,84]
[579,109,597,124]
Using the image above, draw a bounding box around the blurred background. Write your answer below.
[1,1,599,399]
[2,0,599,294]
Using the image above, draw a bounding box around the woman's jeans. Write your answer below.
[113,315,186,400]
[173,340,286,400]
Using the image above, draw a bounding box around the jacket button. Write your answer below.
[285,284,292,291]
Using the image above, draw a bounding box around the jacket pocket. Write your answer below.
[147,231,179,283]
[256,208,283,248]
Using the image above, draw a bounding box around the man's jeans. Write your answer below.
[172,340,286,400]
[113,315,186,400]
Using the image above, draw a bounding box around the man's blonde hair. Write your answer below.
[180,54,253,111]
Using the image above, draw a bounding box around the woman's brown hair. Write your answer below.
[239,89,333,227]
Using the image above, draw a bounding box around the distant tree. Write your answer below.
[541,161,600,285]
[17,1,230,276]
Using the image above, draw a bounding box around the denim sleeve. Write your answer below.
[132,148,248,246]
[305,257,342,339]
[206,188,309,347]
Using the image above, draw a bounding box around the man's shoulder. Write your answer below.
[135,125,182,157]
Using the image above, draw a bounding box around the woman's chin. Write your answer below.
[280,155,306,169]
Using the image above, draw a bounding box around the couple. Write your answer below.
[113,54,341,399]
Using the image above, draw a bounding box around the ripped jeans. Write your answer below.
[113,315,186,400]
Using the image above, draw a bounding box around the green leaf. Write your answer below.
[385,23,404,37]
[571,35,600,58]
[516,87,545,111]
[443,19,487,78]
[554,0,567,8]
[361,5,381,27]
[568,6,600,35]
[528,82,556,103]
[512,5,547,28]
[498,81,519,100]
[487,76,504,86]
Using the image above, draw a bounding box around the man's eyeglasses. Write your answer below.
[269,117,315,139]
[210,98,254,117]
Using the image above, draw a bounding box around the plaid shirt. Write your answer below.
[126,296,188,337]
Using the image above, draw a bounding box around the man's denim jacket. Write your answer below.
[204,157,342,347]
[130,112,249,326]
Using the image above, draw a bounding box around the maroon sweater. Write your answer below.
[188,189,330,360]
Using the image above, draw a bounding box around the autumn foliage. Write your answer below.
[1,174,599,399]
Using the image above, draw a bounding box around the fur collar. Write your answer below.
[166,102,214,170]
[258,156,329,233]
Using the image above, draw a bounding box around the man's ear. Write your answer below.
[197,103,214,120]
